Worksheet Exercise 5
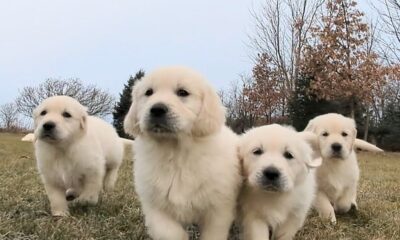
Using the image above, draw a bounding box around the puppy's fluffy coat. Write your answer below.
[238,124,321,240]
[34,96,123,216]
[305,113,383,223]
[124,66,241,240]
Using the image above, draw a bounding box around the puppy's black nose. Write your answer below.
[263,167,280,181]
[43,122,56,131]
[331,143,342,152]
[150,103,168,117]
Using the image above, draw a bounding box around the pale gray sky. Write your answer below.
[0,0,376,105]
[0,0,260,104]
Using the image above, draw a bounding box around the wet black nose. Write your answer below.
[263,167,281,181]
[43,122,56,131]
[331,143,342,152]
[150,103,168,117]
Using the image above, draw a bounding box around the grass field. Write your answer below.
[0,133,399,240]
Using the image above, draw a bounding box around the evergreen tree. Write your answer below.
[377,102,400,151]
[288,75,348,131]
[113,70,145,138]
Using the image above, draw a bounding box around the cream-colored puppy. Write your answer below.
[34,96,124,216]
[304,113,383,223]
[124,66,241,240]
[238,124,321,240]
[21,133,35,142]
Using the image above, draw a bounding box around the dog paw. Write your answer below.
[350,203,358,211]
[52,210,70,217]
[330,216,337,225]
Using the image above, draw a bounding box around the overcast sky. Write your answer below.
[0,0,375,105]
[0,0,261,104]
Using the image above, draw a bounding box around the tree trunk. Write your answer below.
[363,109,370,140]
[350,99,355,119]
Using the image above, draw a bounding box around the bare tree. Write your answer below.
[302,0,384,119]
[372,0,400,62]
[249,0,325,96]
[0,103,19,130]
[15,78,115,118]
[219,75,257,133]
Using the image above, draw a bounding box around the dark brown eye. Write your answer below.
[322,132,329,137]
[253,148,263,156]
[284,151,294,160]
[145,88,153,96]
[342,132,348,137]
[40,110,47,116]
[177,89,189,97]
[63,112,72,118]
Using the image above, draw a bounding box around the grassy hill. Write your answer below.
[0,133,399,239]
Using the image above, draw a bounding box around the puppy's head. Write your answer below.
[238,124,321,193]
[304,113,356,160]
[124,66,225,138]
[33,96,88,143]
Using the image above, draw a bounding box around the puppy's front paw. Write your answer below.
[52,210,70,217]
[330,214,337,225]
[350,202,358,211]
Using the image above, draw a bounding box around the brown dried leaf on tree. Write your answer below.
[302,0,385,118]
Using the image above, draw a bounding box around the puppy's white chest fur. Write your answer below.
[317,151,359,201]
[134,128,240,224]
[36,139,102,191]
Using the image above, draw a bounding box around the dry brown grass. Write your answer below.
[0,133,399,239]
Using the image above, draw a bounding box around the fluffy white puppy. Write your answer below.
[34,96,124,216]
[238,124,321,240]
[21,133,35,142]
[304,113,383,223]
[124,66,241,240]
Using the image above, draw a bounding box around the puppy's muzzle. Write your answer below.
[43,121,56,131]
[40,121,57,139]
[331,143,343,157]
[260,166,282,191]
[147,103,175,133]
[150,103,168,118]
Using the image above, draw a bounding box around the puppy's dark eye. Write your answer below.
[63,112,72,118]
[177,89,189,97]
[322,132,329,137]
[252,148,263,156]
[342,132,348,137]
[284,151,294,160]
[40,110,47,116]
[145,89,153,96]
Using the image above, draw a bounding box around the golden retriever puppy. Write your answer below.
[34,96,124,216]
[304,113,383,223]
[124,66,241,240]
[238,124,322,240]
[21,133,35,142]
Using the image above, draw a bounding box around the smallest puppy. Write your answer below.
[33,96,124,216]
[238,124,321,240]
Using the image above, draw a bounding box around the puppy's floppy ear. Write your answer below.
[298,131,322,168]
[304,119,316,132]
[354,139,383,152]
[349,118,357,149]
[298,131,319,151]
[79,106,88,130]
[32,106,40,129]
[305,157,322,168]
[191,85,225,137]
[237,144,248,178]
[123,84,141,137]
